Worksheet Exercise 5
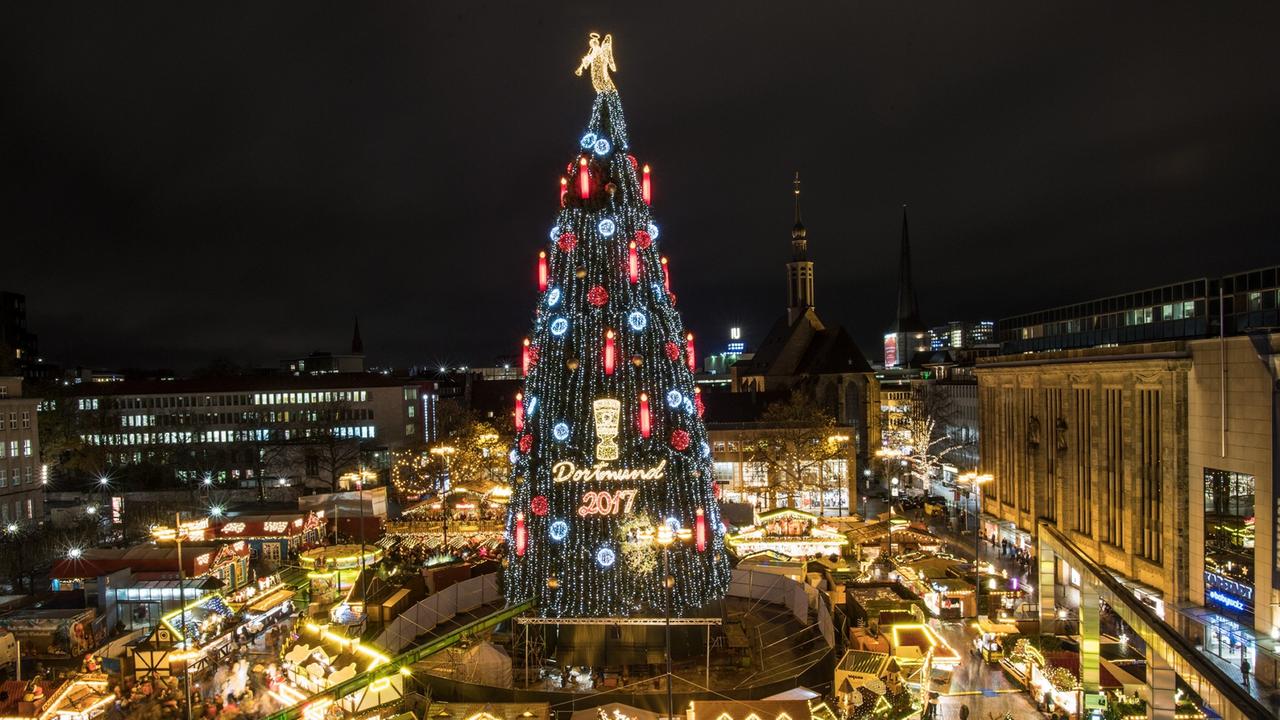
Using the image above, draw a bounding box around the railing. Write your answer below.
[1038,521,1270,720]
[258,597,531,720]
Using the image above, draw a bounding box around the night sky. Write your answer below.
[3,2,1278,372]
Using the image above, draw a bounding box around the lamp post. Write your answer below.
[959,472,993,617]
[654,522,693,720]
[430,445,457,549]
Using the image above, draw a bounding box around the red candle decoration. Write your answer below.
[521,338,531,376]
[638,392,651,438]
[695,508,707,552]
[628,242,639,284]
[515,512,527,557]
[694,386,705,418]
[537,251,548,292]
[604,330,616,375]
[685,332,697,372]
[514,392,525,432]
[578,157,590,199]
[660,256,670,291]
[642,164,652,205]
[559,177,568,206]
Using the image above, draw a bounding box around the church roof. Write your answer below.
[734,312,872,378]
[887,206,927,334]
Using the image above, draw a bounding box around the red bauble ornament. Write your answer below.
[664,341,680,362]
[558,232,577,253]
[519,434,533,454]
[633,230,652,249]
[530,496,549,517]
[587,285,609,307]
[527,344,540,367]
[668,292,678,306]
[626,154,639,170]
[670,429,691,452]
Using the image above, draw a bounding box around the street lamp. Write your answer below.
[959,472,994,618]
[430,446,457,547]
[652,521,693,720]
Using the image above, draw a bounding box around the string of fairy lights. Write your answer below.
[504,89,730,618]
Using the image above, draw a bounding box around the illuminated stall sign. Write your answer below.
[552,460,667,483]
[1207,588,1248,613]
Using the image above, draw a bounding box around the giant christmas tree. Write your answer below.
[504,34,731,618]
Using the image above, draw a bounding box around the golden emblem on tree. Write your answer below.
[575,32,617,93]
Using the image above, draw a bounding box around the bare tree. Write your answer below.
[901,385,965,492]
[744,393,846,510]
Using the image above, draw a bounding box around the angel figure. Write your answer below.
[575,32,617,93]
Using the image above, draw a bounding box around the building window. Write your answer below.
[1102,388,1123,547]
[1137,389,1162,563]
[20,412,30,429]
[1073,388,1092,536]
[1204,468,1255,617]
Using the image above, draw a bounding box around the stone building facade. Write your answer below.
[976,334,1278,636]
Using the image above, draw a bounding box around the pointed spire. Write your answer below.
[793,171,803,227]
[351,316,364,355]
[891,205,925,332]
[787,173,814,324]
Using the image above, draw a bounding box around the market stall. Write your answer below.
[726,508,849,560]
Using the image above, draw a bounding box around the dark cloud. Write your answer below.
[2,1,1277,369]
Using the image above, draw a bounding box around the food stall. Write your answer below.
[0,608,96,657]
[300,544,384,604]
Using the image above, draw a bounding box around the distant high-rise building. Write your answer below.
[883,208,929,367]
[929,320,996,350]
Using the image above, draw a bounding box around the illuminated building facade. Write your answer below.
[929,320,995,350]
[0,375,42,523]
[977,333,1280,648]
[60,374,434,487]
[997,264,1280,353]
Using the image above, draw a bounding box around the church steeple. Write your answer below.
[351,316,364,355]
[884,205,927,368]
[786,172,815,324]
[894,205,923,331]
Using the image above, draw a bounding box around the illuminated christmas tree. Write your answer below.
[504,33,730,617]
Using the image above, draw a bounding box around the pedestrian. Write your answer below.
[959,705,969,720]
[1241,656,1251,688]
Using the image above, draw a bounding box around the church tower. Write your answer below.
[786,172,815,324]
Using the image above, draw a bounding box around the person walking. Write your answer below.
[1241,655,1251,689]
[958,705,969,720]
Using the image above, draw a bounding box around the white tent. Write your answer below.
[417,641,513,688]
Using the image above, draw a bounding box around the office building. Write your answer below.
[997,265,1280,353]
[62,373,435,488]
[0,376,42,524]
[929,320,995,350]
[977,267,1280,690]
